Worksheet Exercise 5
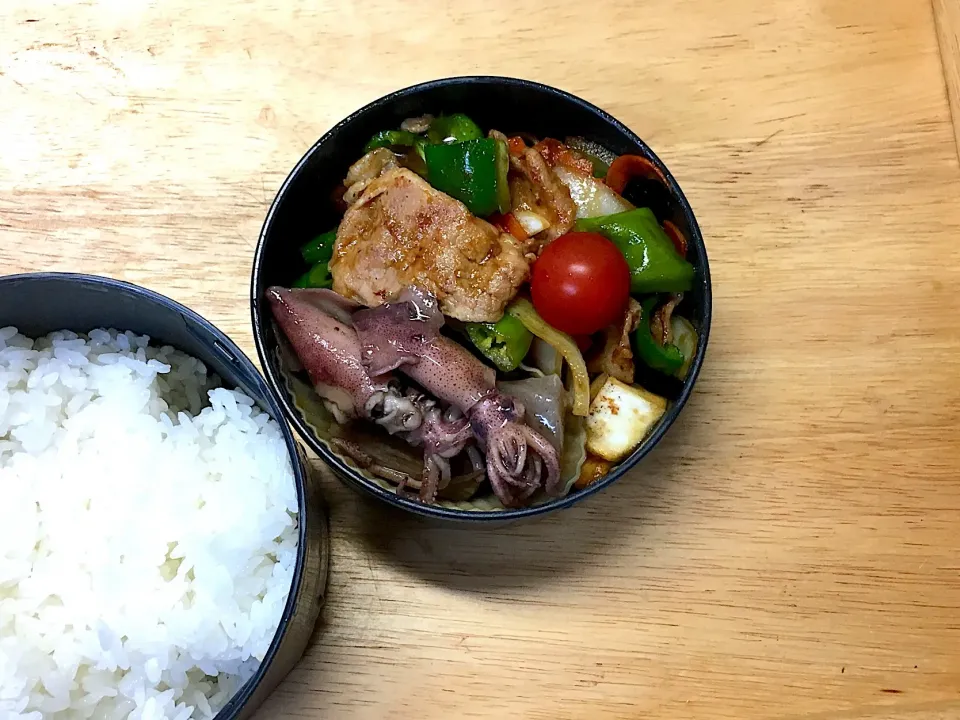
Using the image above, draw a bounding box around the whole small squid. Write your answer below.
[268,286,561,507]
[267,287,475,502]
[353,288,561,507]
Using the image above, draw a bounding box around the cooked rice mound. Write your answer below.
[0,327,299,720]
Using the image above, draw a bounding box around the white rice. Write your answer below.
[0,327,299,720]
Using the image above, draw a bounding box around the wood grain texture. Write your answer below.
[935,0,960,160]
[2,1,960,718]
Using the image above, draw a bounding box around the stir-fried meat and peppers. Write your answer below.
[271,113,699,508]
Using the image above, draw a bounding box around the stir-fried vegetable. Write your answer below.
[576,208,694,294]
[300,229,337,265]
[411,137,429,165]
[587,298,641,384]
[649,294,681,346]
[286,118,704,509]
[662,219,689,257]
[560,415,588,494]
[293,261,333,289]
[512,210,549,237]
[296,230,338,288]
[507,136,527,156]
[553,166,634,219]
[671,315,699,380]
[565,136,617,178]
[424,137,511,216]
[590,373,609,400]
[400,114,434,134]
[532,138,595,176]
[574,455,613,489]
[428,113,484,144]
[604,154,668,194]
[634,297,685,374]
[364,130,419,153]
[490,211,534,242]
[465,313,534,372]
[364,114,483,152]
[585,377,666,462]
[507,298,591,417]
[531,231,631,336]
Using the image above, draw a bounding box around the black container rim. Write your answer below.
[0,271,311,716]
[252,75,712,522]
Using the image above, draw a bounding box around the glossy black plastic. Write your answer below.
[252,76,712,522]
[0,272,328,720]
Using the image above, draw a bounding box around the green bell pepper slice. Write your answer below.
[575,208,694,294]
[634,297,684,374]
[293,261,333,289]
[671,315,698,380]
[413,136,429,161]
[424,137,510,217]
[363,129,419,153]
[300,229,337,265]
[465,314,534,372]
[427,113,484,144]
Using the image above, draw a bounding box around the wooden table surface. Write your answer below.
[3,1,960,718]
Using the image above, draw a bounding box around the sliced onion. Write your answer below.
[671,316,699,380]
[508,299,590,417]
[554,166,634,219]
[590,373,608,400]
[651,294,682,346]
[559,415,588,497]
[513,209,550,237]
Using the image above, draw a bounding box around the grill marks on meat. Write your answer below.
[330,168,529,322]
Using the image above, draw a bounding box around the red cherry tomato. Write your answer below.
[531,232,631,336]
[573,334,593,352]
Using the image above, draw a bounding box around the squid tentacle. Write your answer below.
[353,289,561,507]
[269,286,480,503]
